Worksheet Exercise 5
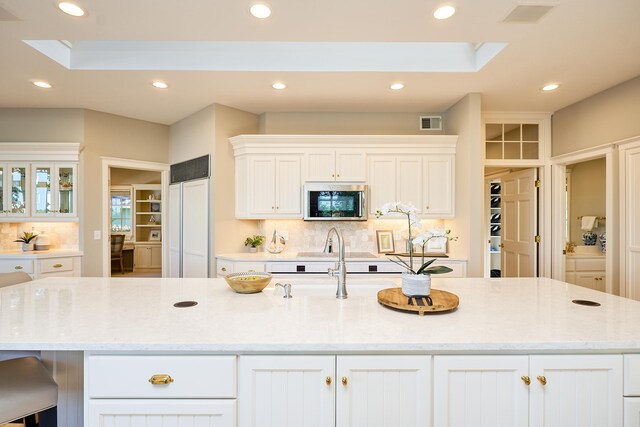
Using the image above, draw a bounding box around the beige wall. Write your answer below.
[169,105,216,164]
[213,104,260,255]
[553,75,640,156]
[110,167,161,185]
[259,112,445,135]
[444,94,483,277]
[0,108,84,141]
[568,158,606,243]
[83,110,170,276]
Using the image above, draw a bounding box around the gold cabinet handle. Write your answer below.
[326,376,332,386]
[521,375,531,386]
[341,376,348,386]
[425,206,430,210]
[336,174,340,177]
[53,263,63,268]
[537,375,547,385]
[14,265,23,270]
[221,267,227,272]
[148,374,174,385]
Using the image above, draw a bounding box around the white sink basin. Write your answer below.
[267,280,396,297]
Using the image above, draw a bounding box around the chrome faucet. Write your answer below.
[323,227,347,299]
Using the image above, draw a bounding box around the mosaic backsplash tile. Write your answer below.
[0,222,80,251]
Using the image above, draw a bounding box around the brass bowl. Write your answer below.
[224,272,272,294]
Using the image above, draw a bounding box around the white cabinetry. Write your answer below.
[306,149,366,182]
[31,163,77,218]
[237,155,302,218]
[433,355,623,427]
[134,242,162,270]
[239,355,430,427]
[368,154,455,218]
[0,163,29,217]
[0,254,82,279]
[238,356,335,427]
[564,256,606,292]
[85,354,236,427]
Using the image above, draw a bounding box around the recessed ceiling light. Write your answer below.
[390,83,405,90]
[272,82,286,90]
[32,81,52,89]
[250,4,271,18]
[542,83,560,91]
[58,2,85,17]
[152,81,168,89]
[433,5,456,20]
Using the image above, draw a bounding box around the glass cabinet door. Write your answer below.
[34,165,52,215]
[56,164,76,216]
[10,166,28,215]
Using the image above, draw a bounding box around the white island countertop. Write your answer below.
[1,277,640,353]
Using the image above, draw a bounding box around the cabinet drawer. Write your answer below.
[575,258,606,271]
[87,355,236,398]
[39,257,74,274]
[625,355,640,396]
[217,260,234,276]
[0,259,34,274]
[233,262,266,273]
[565,258,576,271]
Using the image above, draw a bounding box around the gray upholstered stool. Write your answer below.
[0,357,57,426]
[0,272,58,426]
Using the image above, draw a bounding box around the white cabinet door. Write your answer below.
[368,156,397,214]
[6,163,29,217]
[625,398,640,427]
[54,163,77,217]
[530,355,623,427]
[248,156,277,216]
[574,273,606,292]
[336,355,431,427]
[238,355,335,427]
[150,245,162,269]
[134,246,152,269]
[306,150,335,181]
[423,155,454,217]
[87,399,235,427]
[397,156,423,213]
[336,150,366,182]
[433,355,529,427]
[275,156,302,216]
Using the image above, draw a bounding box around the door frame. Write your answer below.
[101,157,170,277]
[550,145,617,294]
[617,136,640,298]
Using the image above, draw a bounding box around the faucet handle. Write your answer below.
[274,282,293,298]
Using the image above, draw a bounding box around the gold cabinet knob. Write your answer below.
[326,376,332,386]
[425,206,430,210]
[149,374,174,385]
[336,174,340,177]
[521,375,531,386]
[53,263,63,268]
[221,267,227,272]
[537,375,547,385]
[341,377,348,386]
[14,265,23,270]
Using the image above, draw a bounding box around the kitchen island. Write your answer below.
[1,276,639,426]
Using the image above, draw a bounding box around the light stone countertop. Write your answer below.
[1,276,640,353]
[0,249,83,259]
[216,252,467,262]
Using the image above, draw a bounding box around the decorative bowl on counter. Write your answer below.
[224,272,272,294]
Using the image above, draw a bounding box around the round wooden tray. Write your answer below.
[377,288,459,316]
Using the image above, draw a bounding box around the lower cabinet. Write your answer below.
[134,243,162,270]
[433,355,623,427]
[0,255,82,279]
[625,399,640,427]
[238,355,431,427]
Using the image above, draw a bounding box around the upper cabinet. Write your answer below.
[306,149,366,182]
[0,143,80,221]
[230,135,456,220]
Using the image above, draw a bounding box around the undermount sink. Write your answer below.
[267,279,396,297]
[296,251,379,259]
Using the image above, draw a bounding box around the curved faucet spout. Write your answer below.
[324,228,347,299]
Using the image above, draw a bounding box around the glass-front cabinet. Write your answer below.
[0,164,29,217]
[31,163,77,218]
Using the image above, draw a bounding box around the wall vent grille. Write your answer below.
[420,116,443,131]
[170,155,210,184]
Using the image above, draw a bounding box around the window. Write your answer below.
[485,123,540,160]
[110,188,132,239]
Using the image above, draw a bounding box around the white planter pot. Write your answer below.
[21,243,35,252]
[402,272,431,296]
[248,247,258,253]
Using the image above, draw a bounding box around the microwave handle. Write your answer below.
[359,191,366,217]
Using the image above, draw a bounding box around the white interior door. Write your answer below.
[501,168,538,277]
[168,183,182,278]
[182,179,209,278]
[623,145,640,300]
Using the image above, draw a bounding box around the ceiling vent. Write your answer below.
[420,116,443,131]
[0,5,20,21]
[503,5,554,23]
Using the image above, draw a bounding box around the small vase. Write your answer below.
[599,233,606,253]
[582,231,597,246]
[401,272,431,296]
[248,247,258,253]
[21,243,34,252]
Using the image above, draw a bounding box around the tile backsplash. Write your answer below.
[259,219,445,253]
[0,222,79,251]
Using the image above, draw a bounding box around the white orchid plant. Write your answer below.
[376,201,457,275]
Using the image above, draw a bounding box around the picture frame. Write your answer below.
[376,230,395,254]
[149,230,161,241]
[150,202,161,213]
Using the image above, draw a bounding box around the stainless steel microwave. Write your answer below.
[303,183,368,221]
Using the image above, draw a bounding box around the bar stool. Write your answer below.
[0,272,58,427]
